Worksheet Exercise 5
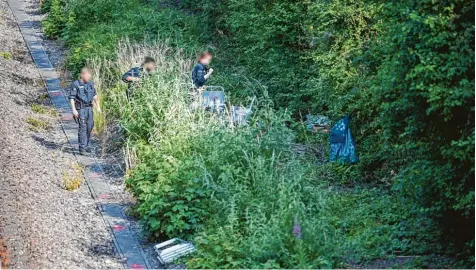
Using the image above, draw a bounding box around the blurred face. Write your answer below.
[200,54,212,65]
[80,69,92,82]
[144,62,156,72]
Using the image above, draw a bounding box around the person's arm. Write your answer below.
[69,83,79,117]
[70,99,78,117]
[122,68,140,82]
[204,68,214,80]
[91,82,101,113]
[93,95,101,113]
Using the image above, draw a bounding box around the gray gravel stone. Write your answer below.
[0,0,123,268]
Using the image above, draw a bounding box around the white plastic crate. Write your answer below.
[154,238,195,264]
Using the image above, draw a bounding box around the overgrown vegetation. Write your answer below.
[62,162,84,191]
[26,117,52,132]
[38,93,49,101]
[88,42,448,268]
[0,51,12,60]
[31,103,58,116]
[42,0,474,267]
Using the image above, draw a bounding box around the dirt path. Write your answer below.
[0,0,123,268]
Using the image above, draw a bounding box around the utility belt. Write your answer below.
[75,100,93,109]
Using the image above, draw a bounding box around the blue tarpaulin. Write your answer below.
[329,115,358,163]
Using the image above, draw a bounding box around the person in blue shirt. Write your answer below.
[122,56,156,100]
[70,68,101,155]
[192,51,214,90]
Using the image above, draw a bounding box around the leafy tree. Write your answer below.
[374,0,474,256]
[43,0,475,264]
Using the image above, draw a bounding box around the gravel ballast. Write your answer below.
[0,0,123,268]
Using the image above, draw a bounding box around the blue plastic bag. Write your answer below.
[329,115,358,163]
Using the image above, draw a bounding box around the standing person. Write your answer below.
[192,51,214,90]
[122,56,156,100]
[70,67,101,155]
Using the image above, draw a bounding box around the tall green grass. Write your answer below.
[41,0,474,263]
[89,40,451,268]
[90,40,341,267]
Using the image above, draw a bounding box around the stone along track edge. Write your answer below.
[5,0,152,268]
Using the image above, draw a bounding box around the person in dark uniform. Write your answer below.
[70,68,101,155]
[191,51,214,90]
[122,56,156,100]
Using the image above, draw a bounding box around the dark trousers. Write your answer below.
[78,107,94,150]
[126,83,138,101]
[126,86,133,101]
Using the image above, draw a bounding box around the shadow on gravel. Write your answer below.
[83,162,123,180]
[31,134,76,154]
[84,241,121,262]
[98,163,124,178]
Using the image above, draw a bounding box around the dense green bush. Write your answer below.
[39,0,52,13]
[182,0,475,258]
[42,0,66,38]
[100,47,446,267]
[42,0,203,74]
[375,0,475,255]
[93,51,343,267]
[43,0,474,266]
